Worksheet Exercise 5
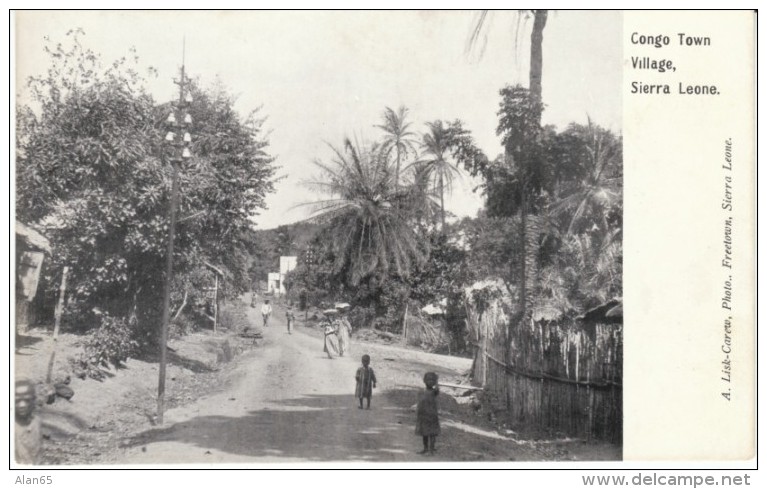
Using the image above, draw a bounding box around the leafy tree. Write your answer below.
[469,117,623,319]
[461,85,549,322]
[16,31,276,350]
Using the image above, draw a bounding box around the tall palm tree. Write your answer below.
[528,11,548,109]
[468,10,548,105]
[301,138,427,285]
[418,121,463,231]
[377,106,418,192]
[469,11,549,303]
[469,11,549,394]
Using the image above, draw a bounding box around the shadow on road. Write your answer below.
[15,333,44,353]
[137,350,217,374]
[124,392,422,462]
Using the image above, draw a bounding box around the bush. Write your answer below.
[375,279,410,332]
[72,313,138,379]
[88,314,138,366]
[348,305,376,331]
[169,314,197,339]
[218,302,250,333]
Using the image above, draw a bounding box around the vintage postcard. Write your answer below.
[10,9,756,471]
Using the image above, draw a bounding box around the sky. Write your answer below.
[14,11,622,230]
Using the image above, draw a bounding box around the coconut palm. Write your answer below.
[468,10,549,327]
[377,106,418,192]
[418,121,463,231]
[468,10,548,107]
[552,119,622,237]
[301,138,427,286]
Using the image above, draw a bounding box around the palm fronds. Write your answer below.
[300,138,428,285]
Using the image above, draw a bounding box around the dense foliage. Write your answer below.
[467,86,623,318]
[16,31,277,361]
[284,93,621,352]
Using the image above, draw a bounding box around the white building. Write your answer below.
[267,256,298,296]
[267,272,281,295]
[280,256,297,276]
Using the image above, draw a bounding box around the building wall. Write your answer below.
[267,272,281,295]
[279,256,297,276]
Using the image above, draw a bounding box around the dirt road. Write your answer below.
[114,301,617,464]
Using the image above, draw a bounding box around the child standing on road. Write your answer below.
[355,354,377,409]
[415,372,440,455]
[286,305,295,334]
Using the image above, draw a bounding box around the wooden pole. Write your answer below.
[158,38,190,425]
[172,290,188,321]
[157,161,179,425]
[213,275,218,333]
[482,310,488,387]
[46,266,68,384]
[402,303,409,345]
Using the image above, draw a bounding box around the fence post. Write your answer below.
[46,266,68,384]
[402,303,409,345]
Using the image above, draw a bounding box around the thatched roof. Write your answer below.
[578,298,622,324]
[421,304,444,316]
[532,304,564,322]
[16,221,51,253]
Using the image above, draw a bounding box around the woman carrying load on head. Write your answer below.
[335,303,352,357]
[322,309,341,359]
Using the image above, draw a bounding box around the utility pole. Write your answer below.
[157,40,193,425]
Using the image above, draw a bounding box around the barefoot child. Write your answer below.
[355,354,377,409]
[416,372,440,455]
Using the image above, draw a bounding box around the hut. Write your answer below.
[398,299,450,351]
[15,222,52,332]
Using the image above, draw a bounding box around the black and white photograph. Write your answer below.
[11,9,754,471]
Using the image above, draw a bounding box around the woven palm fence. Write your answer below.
[466,281,622,443]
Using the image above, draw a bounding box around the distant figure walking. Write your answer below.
[415,372,440,455]
[286,305,295,334]
[322,309,340,358]
[323,324,340,358]
[261,300,272,327]
[355,354,377,409]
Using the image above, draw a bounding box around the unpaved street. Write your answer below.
[119,304,492,463]
[115,302,616,464]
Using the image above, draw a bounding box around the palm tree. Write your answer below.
[469,11,549,392]
[552,119,622,237]
[301,138,427,286]
[468,10,548,106]
[377,106,418,192]
[418,121,463,231]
